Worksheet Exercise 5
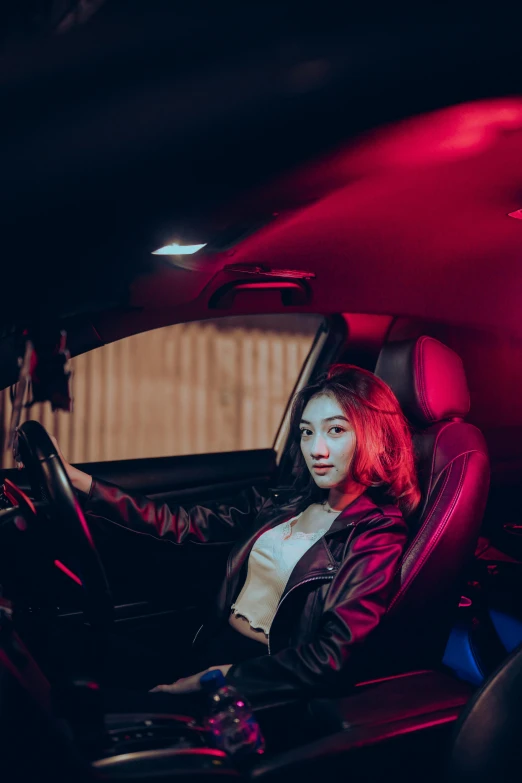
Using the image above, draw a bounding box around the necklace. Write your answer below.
[322,499,342,514]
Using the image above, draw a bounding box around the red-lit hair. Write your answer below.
[288,364,421,517]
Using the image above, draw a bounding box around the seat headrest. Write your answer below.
[375,336,470,427]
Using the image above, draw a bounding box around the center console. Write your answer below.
[87,697,314,780]
[85,670,475,782]
[92,713,239,780]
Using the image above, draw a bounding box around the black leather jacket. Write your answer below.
[84,480,408,701]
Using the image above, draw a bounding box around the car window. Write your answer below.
[2,315,322,465]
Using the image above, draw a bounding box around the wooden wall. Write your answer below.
[1,317,318,467]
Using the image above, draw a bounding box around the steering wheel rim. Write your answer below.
[15,420,113,632]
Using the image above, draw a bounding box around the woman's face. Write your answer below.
[299,393,357,491]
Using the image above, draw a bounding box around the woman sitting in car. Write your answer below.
[56,364,420,701]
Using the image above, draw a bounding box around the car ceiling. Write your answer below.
[0,3,522,363]
[108,98,522,342]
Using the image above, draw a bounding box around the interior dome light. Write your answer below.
[152,242,207,255]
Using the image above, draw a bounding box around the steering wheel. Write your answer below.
[14,420,113,633]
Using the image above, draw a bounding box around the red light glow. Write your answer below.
[344,99,522,172]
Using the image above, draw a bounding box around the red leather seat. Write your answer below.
[366,336,491,675]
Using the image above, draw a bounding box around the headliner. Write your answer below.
[1,9,522,361]
[91,98,522,344]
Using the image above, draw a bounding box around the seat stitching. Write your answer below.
[423,420,454,512]
[416,336,432,423]
[406,446,486,573]
[387,457,462,612]
[408,453,467,578]
[396,454,453,573]
[405,446,487,570]
[387,457,453,590]
[388,453,470,612]
[425,446,485,502]
[391,451,478,611]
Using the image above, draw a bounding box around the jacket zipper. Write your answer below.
[194,523,349,652]
[268,573,336,655]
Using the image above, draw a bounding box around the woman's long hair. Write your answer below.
[287,364,421,517]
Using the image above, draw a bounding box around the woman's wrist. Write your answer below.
[68,466,93,496]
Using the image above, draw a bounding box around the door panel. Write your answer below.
[0,447,276,499]
[75,448,275,599]
[79,448,277,606]
[0,447,277,655]
[62,451,276,678]
[75,447,277,497]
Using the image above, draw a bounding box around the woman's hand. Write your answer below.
[49,435,94,494]
[17,434,93,495]
[150,664,233,695]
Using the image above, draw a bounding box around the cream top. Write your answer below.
[230,512,334,635]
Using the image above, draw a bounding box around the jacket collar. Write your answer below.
[323,492,387,536]
[279,494,386,598]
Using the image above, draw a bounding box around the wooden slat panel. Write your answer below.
[178,324,194,456]
[194,324,209,454]
[254,332,271,449]
[71,344,87,463]
[240,332,255,451]
[269,335,285,439]
[0,319,318,466]
[118,329,133,462]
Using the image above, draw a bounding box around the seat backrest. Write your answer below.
[370,336,490,672]
[446,642,522,783]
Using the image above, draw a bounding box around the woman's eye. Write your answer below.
[330,426,345,435]
[300,429,312,437]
